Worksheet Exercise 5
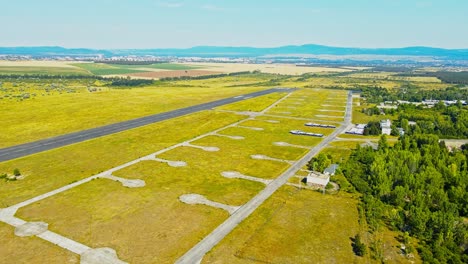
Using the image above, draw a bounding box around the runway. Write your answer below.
[0,88,293,163]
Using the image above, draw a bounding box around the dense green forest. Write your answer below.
[397,103,468,138]
[360,86,468,103]
[342,135,468,263]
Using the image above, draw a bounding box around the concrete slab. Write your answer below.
[146,157,187,167]
[221,171,272,185]
[273,141,311,149]
[14,222,48,237]
[250,154,294,164]
[183,143,220,152]
[102,175,145,188]
[212,133,245,140]
[179,194,240,215]
[264,120,280,123]
[236,125,264,131]
[80,247,127,264]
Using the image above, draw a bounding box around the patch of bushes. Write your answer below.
[352,234,367,256]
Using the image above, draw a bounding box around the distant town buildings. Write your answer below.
[379,99,467,109]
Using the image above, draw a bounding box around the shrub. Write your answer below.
[13,168,21,176]
[353,234,367,256]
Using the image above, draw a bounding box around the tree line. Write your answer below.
[360,86,468,103]
[342,134,468,263]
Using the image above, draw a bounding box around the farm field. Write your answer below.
[74,62,357,79]
[72,62,204,76]
[0,61,89,75]
[189,62,353,75]
[1,88,349,263]
[126,69,222,79]
[0,66,91,76]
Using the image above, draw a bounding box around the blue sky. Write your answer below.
[1,0,467,49]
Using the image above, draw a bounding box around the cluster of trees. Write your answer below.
[360,86,468,103]
[159,71,253,81]
[307,153,332,172]
[397,71,468,84]
[363,121,381,135]
[395,86,468,102]
[342,135,468,263]
[108,78,153,87]
[361,106,381,116]
[397,103,468,138]
[359,86,392,103]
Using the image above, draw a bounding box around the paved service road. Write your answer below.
[0,88,293,163]
[175,91,353,264]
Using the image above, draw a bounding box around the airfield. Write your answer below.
[0,84,362,263]
[0,62,428,263]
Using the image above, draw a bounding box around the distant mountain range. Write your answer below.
[1,44,468,60]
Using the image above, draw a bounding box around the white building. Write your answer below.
[380,119,392,135]
[306,171,330,187]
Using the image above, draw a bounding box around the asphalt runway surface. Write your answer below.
[0,88,293,162]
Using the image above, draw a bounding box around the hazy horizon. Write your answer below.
[2,0,468,49]
[2,43,468,50]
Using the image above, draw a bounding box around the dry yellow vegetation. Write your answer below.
[0,60,81,68]
[190,62,352,75]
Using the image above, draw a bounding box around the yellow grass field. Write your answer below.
[4,89,347,262]
[0,60,82,68]
[190,62,353,75]
[204,186,367,264]
[0,222,79,263]
[0,110,245,206]
[0,83,264,147]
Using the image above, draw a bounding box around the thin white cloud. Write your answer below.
[416,1,433,8]
[202,4,225,11]
[158,1,183,8]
